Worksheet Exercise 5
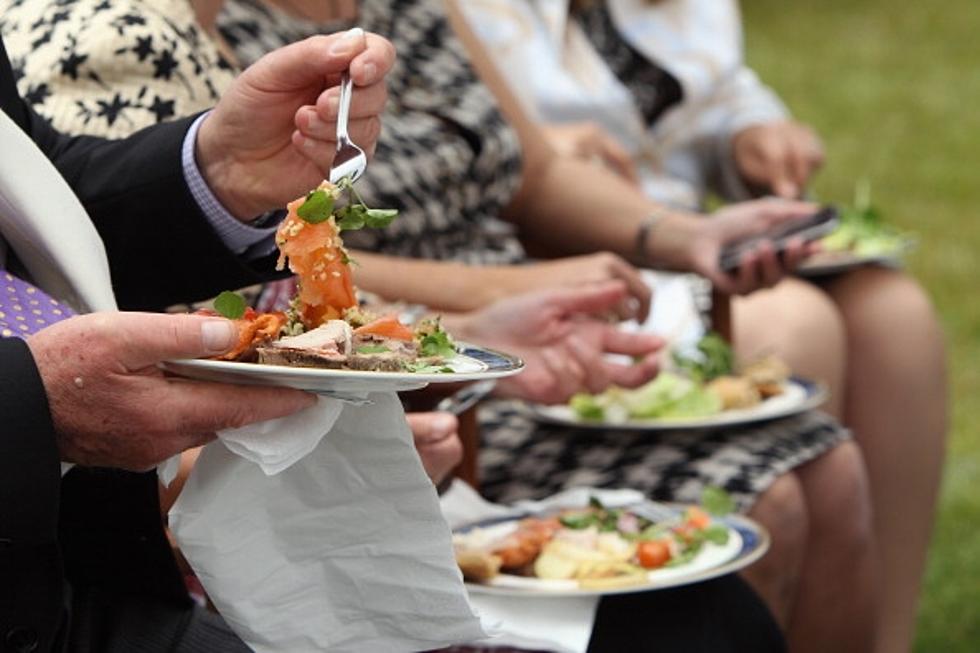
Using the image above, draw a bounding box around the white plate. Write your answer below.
[797,249,908,277]
[530,378,827,431]
[459,510,769,598]
[162,344,524,394]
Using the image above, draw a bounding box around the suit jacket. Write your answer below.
[0,35,281,652]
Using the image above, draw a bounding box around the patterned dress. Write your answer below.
[0,0,235,138]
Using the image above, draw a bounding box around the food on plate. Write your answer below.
[454,493,733,587]
[814,180,915,261]
[203,180,459,372]
[568,334,791,422]
[197,294,288,362]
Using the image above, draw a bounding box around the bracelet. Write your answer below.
[634,211,666,265]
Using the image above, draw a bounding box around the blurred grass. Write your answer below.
[741,0,980,649]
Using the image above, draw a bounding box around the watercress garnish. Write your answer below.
[213,291,247,320]
[296,189,334,224]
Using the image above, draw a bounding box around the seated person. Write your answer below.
[0,27,395,652]
[457,2,945,650]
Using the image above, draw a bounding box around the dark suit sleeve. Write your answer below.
[0,339,66,653]
[3,36,286,311]
[26,112,285,311]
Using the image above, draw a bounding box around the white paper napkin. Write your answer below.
[440,482,649,653]
[168,393,487,652]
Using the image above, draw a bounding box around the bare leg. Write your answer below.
[734,277,847,419]
[821,268,947,653]
[790,441,878,653]
[741,472,809,630]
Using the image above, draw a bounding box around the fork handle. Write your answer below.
[336,71,353,146]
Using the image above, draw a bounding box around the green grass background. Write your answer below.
[741,1,980,648]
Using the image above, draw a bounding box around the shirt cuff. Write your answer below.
[181,112,281,256]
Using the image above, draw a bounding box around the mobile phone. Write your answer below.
[719,206,839,271]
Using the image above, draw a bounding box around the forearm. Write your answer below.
[509,155,701,271]
[352,251,517,311]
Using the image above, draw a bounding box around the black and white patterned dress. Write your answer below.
[0,0,235,138]
[216,0,848,512]
[220,0,527,265]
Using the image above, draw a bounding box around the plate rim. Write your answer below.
[528,377,827,432]
[797,250,908,277]
[458,507,770,598]
[162,342,524,386]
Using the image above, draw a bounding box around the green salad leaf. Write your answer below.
[336,205,366,231]
[365,208,399,228]
[621,372,722,419]
[570,393,605,420]
[296,189,334,224]
[419,328,456,358]
[820,180,914,257]
[672,333,734,383]
[702,486,736,517]
[213,291,246,320]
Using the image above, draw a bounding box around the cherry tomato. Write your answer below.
[685,507,711,530]
[637,540,671,569]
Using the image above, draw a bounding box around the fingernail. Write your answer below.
[202,320,237,354]
[307,114,324,132]
[301,136,317,150]
[326,93,339,113]
[432,413,457,435]
[330,26,364,55]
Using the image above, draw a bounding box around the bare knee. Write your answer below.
[734,278,847,415]
[797,441,875,553]
[742,472,809,626]
[826,268,943,350]
[735,278,846,360]
[750,471,809,563]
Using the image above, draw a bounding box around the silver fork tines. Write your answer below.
[328,71,367,186]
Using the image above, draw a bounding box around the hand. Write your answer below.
[733,121,825,198]
[543,121,640,186]
[197,29,396,219]
[452,282,664,404]
[407,412,463,485]
[496,252,653,321]
[27,312,316,471]
[679,199,819,294]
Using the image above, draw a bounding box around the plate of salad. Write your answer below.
[529,334,827,431]
[798,181,916,277]
[453,489,769,597]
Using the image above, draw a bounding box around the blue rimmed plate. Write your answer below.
[456,507,769,598]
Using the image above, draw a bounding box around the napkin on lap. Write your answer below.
[169,393,486,653]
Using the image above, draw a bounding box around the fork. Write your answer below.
[327,71,367,185]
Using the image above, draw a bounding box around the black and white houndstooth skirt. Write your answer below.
[477,402,849,513]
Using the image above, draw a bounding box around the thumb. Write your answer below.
[111,313,239,370]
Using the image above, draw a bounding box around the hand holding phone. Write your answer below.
[718,206,839,271]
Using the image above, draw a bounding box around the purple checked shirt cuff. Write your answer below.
[181,112,280,258]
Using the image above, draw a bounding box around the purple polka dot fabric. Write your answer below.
[0,270,75,339]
